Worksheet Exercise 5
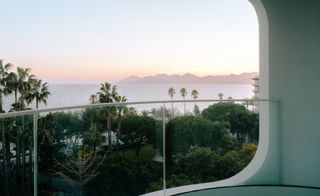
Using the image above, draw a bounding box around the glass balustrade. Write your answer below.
[0,99,275,196]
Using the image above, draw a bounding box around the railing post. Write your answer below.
[33,113,38,196]
[162,103,166,196]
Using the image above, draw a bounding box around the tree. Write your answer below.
[0,60,12,112]
[168,87,175,118]
[242,98,254,111]
[202,102,258,142]
[218,93,224,101]
[37,114,57,171]
[113,95,127,147]
[191,89,198,101]
[193,105,200,116]
[191,89,199,116]
[239,143,257,165]
[120,115,156,156]
[172,147,219,183]
[87,152,161,196]
[89,94,98,104]
[242,98,250,109]
[215,143,257,180]
[1,118,16,196]
[53,151,105,196]
[82,122,106,152]
[97,82,118,149]
[15,67,35,188]
[215,150,242,179]
[4,67,34,189]
[15,67,35,110]
[0,60,13,196]
[165,116,232,162]
[180,88,187,115]
[5,71,18,106]
[51,111,85,147]
[27,78,50,109]
[148,106,171,121]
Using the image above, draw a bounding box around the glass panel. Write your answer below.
[0,115,34,196]
[38,103,164,195]
[165,100,260,188]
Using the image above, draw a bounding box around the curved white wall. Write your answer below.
[261,0,320,188]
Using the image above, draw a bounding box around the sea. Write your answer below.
[2,84,253,113]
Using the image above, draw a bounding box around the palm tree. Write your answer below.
[6,67,34,189]
[180,88,187,115]
[14,67,33,184]
[89,94,98,104]
[6,67,34,110]
[114,95,127,147]
[5,71,18,105]
[0,60,12,112]
[191,89,199,116]
[1,64,26,190]
[0,60,13,196]
[168,87,175,118]
[17,67,35,110]
[191,89,199,103]
[23,78,50,186]
[27,79,50,109]
[227,96,234,103]
[218,93,224,102]
[97,82,118,149]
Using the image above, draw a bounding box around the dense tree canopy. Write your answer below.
[166,116,236,160]
[202,102,259,142]
[121,115,156,155]
[86,152,162,196]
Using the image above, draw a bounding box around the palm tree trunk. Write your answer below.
[21,139,25,192]
[21,116,26,192]
[14,90,18,105]
[183,97,186,115]
[116,112,121,148]
[107,110,112,150]
[36,99,38,109]
[4,129,11,196]
[0,94,3,112]
[0,95,3,181]
[171,98,174,118]
[2,119,10,196]
[29,148,33,189]
[16,130,21,185]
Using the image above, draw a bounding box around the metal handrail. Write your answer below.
[0,98,273,118]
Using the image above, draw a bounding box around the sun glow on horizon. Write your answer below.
[0,0,258,83]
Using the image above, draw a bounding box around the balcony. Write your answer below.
[1,0,320,195]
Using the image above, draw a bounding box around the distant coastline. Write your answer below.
[117,72,258,84]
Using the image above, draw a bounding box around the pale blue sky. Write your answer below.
[0,0,258,83]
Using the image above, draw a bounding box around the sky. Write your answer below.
[0,0,258,83]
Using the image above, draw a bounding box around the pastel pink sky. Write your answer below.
[0,0,258,83]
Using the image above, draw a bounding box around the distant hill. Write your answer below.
[117,72,258,84]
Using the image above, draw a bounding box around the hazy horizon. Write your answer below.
[41,71,258,84]
[0,0,258,83]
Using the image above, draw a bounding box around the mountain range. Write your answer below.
[117,72,258,84]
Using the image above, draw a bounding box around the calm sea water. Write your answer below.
[3,84,253,113]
